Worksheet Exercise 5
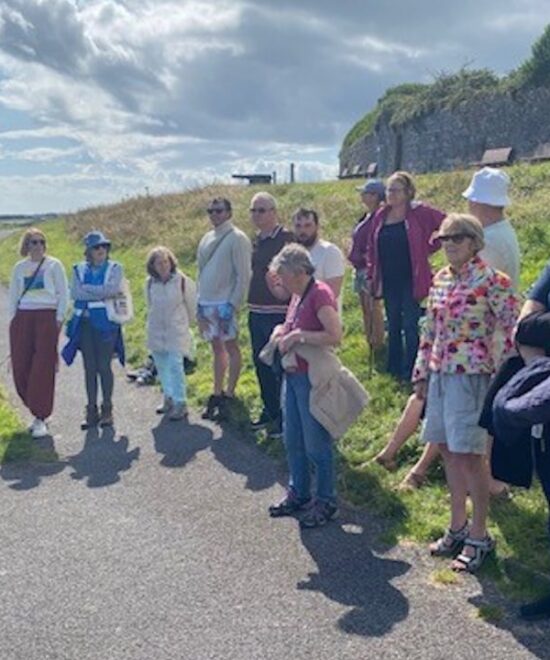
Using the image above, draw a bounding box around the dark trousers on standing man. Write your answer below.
[248,311,286,422]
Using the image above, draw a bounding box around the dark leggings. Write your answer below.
[80,319,116,408]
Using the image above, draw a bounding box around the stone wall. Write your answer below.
[339,87,550,176]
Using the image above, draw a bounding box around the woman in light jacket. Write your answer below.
[8,227,68,437]
[366,171,445,379]
[145,246,196,421]
[63,231,125,430]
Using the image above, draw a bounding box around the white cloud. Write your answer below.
[0,0,549,212]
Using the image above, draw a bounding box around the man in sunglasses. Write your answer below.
[197,197,252,421]
[247,192,295,437]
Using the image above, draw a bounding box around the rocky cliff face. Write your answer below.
[339,87,550,176]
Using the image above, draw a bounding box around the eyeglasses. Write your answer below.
[207,208,225,215]
[29,239,45,246]
[386,187,406,194]
[91,244,108,251]
[249,207,274,214]
[439,233,471,244]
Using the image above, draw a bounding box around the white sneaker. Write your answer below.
[28,417,40,433]
[31,419,49,438]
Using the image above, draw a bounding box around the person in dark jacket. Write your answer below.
[480,267,550,620]
[348,179,385,350]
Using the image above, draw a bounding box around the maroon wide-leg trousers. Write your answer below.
[9,309,58,420]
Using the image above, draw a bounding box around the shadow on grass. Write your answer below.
[67,427,140,488]
[298,510,410,637]
[152,416,212,468]
[0,432,66,490]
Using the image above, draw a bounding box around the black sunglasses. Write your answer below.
[29,239,45,246]
[207,208,225,215]
[91,244,108,251]
[249,207,273,214]
[439,233,471,244]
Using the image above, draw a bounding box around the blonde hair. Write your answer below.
[19,227,46,257]
[439,213,485,253]
[146,246,178,278]
[388,170,416,200]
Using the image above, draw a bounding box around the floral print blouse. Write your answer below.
[412,256,520,382]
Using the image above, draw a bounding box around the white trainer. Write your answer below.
[31,419,49,438]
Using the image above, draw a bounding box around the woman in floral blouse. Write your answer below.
[412,213,519,573]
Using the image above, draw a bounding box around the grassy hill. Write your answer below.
[2,162,550,600]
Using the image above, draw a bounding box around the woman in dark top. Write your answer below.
[366,171,445,379]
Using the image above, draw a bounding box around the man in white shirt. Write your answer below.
[462,166,520,289]
[292,208,345,306]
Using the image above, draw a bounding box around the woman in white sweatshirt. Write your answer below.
[8,227,68,437]
[145,246,196,421]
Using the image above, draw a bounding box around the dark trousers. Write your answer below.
[248,311,286,421]
[10,309,58,419]
[80,319,116,408]
[383,282,421,380]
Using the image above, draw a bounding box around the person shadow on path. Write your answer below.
[0,434,66,490]
[298,513,410,637]
[209,430,278,492]
[68,427,140,488]
[152,417,212,468]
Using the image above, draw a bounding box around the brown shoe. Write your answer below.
[99,404,113,427]
[372,452,398,472]
[80,405,99,430]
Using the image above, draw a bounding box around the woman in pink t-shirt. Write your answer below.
[266,244,342,529]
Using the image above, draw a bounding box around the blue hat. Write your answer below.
[356,179,386,200]
[84,231,111,250]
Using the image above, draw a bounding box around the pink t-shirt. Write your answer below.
[283,279,337,372]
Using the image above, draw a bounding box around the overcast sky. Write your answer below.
[0,0,549,214]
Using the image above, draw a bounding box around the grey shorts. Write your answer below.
[421,372,490,455]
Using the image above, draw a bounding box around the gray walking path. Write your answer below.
[0,287,548,660]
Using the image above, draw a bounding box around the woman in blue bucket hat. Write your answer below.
[62,230,125,429]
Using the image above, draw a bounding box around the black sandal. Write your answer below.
[429,521,469,557]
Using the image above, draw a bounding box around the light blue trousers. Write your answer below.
[152,350,186,404]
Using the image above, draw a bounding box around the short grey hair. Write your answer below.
[251,191,277,210]
[269,243,315,276]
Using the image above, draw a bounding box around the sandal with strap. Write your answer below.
[398,471,427,491]
[429,521,469,557]
[372,453,398,472]
[452,535,496,573]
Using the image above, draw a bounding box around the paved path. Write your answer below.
[0,288,548,659]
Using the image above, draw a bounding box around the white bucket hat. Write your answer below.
[462,167,510,207]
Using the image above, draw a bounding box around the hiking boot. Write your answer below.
[156,396,173,414]
[80,405,99,430]
[169,402,188,421]
[250,411,271,432]
[299,500,338,529]
[201,394,222,420]
[99,404,114,428]
[269,490,311,518]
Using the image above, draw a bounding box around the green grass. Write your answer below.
[1,162,550,598]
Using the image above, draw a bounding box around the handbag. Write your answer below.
[105,276,134,324]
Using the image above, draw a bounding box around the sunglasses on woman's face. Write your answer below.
[439,233,470,244]
[29,239,45,246]
[91,244,108,251]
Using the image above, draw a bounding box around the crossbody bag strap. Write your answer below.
[199,229,233,273]
[17,257,45,307]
